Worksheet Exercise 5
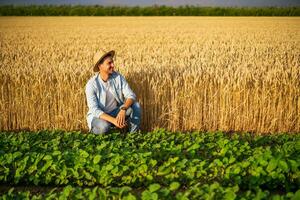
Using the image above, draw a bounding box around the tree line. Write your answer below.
[0,5,299,16]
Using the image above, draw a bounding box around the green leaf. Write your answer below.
[120,186,132,193]
[222,157,229,164]
[151,193,158,200]
[176,192,189,200]
[123,193,136,200]
[229,156,236,164]
[160,188,170,196]
[141,191,158,200]
[93,155,101,164]
[278,160,289,172]
[141,190,152,200]
[8,187,14,195]
[110,187,122,194]
[79,150,89,158]
[5,153,13,164]
[214,159,223,167]
[41,160,53,172]
[61,185,73,198]
[224,187,237,200]
[106,164,114,171]
[88,186,98,200]
[43,155,53,161]
[146,174,153,181]
[288,159,298,172]
[150,159,157,167]
[52,151,61,156]
[241,161,250,168]
[157,166,171,176]
[170,182,180,191]
[292,189,300,200]
[187,143,200,152]
[266,158,278,173]
[233,166,241,174]
[98,188,107,200]
[149,183,160,193]
[12,152,23,159]
[258,157,268,167]
[272,195,281,200]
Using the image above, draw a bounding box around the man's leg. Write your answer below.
[109,102,141,133]
[91,117,111,134]
[127,102,141,133]
[107,107,132,133]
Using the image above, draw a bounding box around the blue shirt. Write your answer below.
[85,71,136,131]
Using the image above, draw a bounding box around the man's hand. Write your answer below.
[100,112,126,128]
[114,110,127,128]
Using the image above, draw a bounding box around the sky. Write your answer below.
[0,0,299,7]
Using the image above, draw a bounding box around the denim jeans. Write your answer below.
[90,102,141,134]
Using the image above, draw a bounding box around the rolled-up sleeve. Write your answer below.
[85,81,104,118]
[120,75,136,101]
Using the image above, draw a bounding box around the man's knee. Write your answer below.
[125,102,141,117]
[91,118,111,134]
[131,102,141,118]
[125,107,133,117]
[128,102,141,132]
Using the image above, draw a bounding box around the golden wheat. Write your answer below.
[0,17,299,133]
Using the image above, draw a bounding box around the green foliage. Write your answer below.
[0,130,299,199]
[169,182,180,191]
[0,5,299,16]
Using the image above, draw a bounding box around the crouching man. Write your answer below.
[85,50,141,134]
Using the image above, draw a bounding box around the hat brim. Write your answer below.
[93,50,115,72]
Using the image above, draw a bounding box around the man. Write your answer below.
[85,50,141,134]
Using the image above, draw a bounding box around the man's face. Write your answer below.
[99,56,115,75]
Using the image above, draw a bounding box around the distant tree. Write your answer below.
[0,5,299,16]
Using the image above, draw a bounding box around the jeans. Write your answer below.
[90,102,141,134]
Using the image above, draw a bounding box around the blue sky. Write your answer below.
[0,0,299,7]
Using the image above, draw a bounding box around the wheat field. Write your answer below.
[0,17,299,133]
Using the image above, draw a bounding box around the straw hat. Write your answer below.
[93,50,115,72]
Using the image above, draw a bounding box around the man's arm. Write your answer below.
[99,112,126,128]
[99,113,126,128]
[85,81,105,118]
[115,98,134,128]
[120,75,136,102]
[114,74,137,127]
[121,98,134,110]
[99,97,134,128]
[99,113,116,124]
[86,81,125,128]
